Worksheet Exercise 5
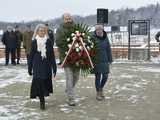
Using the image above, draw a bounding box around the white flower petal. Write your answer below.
[67,38,70,42]
[71,33,75,37]
[87,46,90,50]
[91,45,94,48]
[68,44,72,48]
[76,48,79,51]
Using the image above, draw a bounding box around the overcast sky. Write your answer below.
[0,0,159,22]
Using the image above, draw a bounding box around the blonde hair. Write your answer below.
[32,24,49,40]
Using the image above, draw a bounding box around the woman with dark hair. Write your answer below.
[28,24,57,110]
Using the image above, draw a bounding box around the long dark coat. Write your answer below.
[93,31,113,74]
[28,39,57,98]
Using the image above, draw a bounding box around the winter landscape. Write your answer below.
[1,0,160,120]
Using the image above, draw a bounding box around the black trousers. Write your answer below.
[5,48,16,64]
[16,46,21,62]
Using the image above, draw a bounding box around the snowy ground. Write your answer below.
[0,59,160,120]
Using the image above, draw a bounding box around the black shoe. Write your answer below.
[40,101,45,110]
[5,63,8,66]
[17,61,20,64]
[12,62,16,66]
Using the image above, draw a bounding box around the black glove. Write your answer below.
[53,72,56,77]
[53,67,57,77]
[53,69,57,77]
[28,70,32,76]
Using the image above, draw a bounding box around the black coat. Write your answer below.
[2,31,18,49]
[28,39,57,79]
[93,31,113,74]
[15,30,23,48]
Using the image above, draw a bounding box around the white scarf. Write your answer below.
[35,35,47,59]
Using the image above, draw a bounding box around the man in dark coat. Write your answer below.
[45,23,54,46]
[15,25,23,64]
[92,24,113,101]
[1,26,18,65]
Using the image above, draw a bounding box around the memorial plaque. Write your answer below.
[131,21,147,35]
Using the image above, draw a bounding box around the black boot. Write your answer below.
[17,60,20,64]
[11,61,16,66]
[39,97,45,110]
[40,101,45,110]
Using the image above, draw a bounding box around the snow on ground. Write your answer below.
[0,58,160,120]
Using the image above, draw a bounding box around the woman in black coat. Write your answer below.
[28,24,57,110]
[92,24,112,101]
